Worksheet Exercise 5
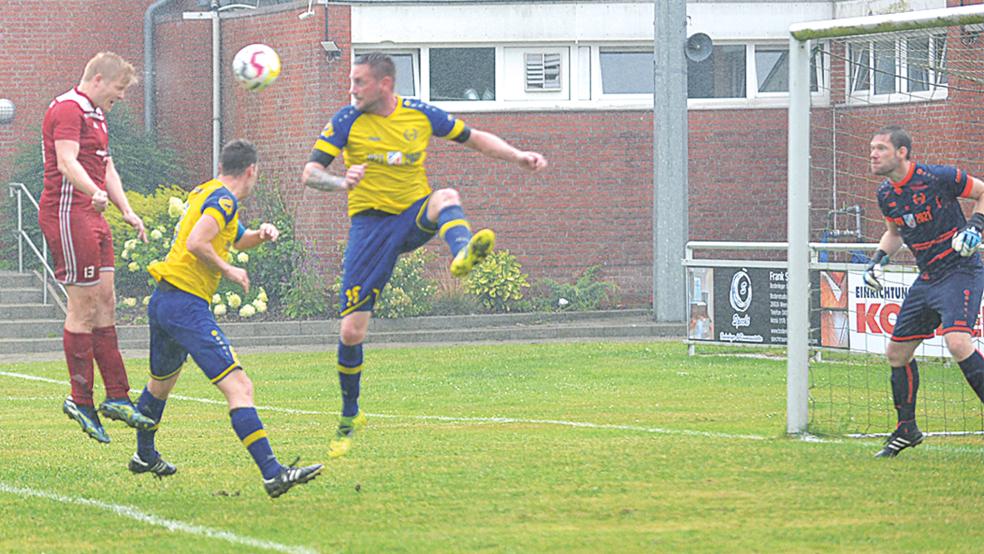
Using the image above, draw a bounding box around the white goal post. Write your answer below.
[786,4,984,434]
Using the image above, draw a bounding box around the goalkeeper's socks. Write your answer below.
[338,341,363,418]
[437,205,472,257]
[135,386,166,461]
[958,350,984,403]
[891,361,920,422]
[230,407,281,480]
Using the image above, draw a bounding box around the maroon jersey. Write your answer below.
[40,88,109,213]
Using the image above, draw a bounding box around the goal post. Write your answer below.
[786,4,984,435]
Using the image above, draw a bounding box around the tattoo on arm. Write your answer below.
[304,166,346,192]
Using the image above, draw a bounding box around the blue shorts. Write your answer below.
[147,281,241,383]
[340,195,437,316]
[892,266,984,342]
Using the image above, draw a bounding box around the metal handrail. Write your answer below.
[7,182,67,305]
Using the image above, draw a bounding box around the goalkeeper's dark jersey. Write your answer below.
[877,162,982,280]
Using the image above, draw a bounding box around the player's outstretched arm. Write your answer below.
[462,129,547,173]
[234,223,279,251]
[302,162,364,192]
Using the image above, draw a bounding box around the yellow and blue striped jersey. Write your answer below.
[148,179,245,301]
[312,96,468,217]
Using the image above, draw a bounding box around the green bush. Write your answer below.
[283,268,331,319]
[536,265,618,311]
[464,250,530,313]
[239,183,303,313]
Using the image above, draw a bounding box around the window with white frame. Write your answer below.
[847,34,947,102]
[354,49,419,97]
[599,49,652,94]
[753,44,826,94]
[430,47,496,101]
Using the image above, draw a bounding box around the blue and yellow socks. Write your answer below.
[230,407,281,480]
[437,205,472,257]
[338,341,363,417]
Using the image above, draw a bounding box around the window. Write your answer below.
[755,47,788,93]
[430,48,496,101]
[848,34,947,101]
[688,45,745,99]
[599,50,652,94]
[354,50,419,97]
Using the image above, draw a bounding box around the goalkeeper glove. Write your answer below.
[952,213,984,257]
[864,249,889,292]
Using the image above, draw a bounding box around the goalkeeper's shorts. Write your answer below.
[891,265,984,342]
[339,194,437,317]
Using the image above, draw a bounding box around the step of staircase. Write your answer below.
[0,271,42,288]
[0,311,683,356]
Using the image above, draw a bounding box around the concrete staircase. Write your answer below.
[0,270,683,355]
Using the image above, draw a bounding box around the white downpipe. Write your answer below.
[211,11,221,176]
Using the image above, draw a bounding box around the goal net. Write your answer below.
[788,5,984,438]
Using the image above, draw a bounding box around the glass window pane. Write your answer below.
[906,37,930,93]
[391,54,416,97]
[756,48,788,92]
[430,48,495,101]
[600,51,653,94]
[688,45,746,99]
[873,40,896,95]
[810,45,826,92]
[849,43,870,93]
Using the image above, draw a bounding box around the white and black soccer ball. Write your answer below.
[232,44,281,92]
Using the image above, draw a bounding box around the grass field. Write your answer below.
[2,340,984,553]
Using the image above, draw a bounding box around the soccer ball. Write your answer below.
[232,44,281,92]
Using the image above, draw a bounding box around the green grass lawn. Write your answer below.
[1,341,983,553]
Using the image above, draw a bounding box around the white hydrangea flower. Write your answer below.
[252,299,267,313]
[150,229,163,241]
[257,288,268,302]
[124,239,138,250]
[239,304,256,318]
[237,252,249,264]
[122,297,138,308]
[212,294,222,304]
[214,304,227,316]
[168,196,185,218]
[121,249,130,260]
[142,296,151,306]
[127,261,140,272]
[226,293,242,308]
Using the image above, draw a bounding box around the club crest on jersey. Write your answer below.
[403,128,418,141]
[219,197,234,216]
[903,213,917,228]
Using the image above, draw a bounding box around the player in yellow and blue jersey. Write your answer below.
[302,52,548,458]
[130,140,323,498]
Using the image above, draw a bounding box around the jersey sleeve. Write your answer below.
[311,107,357,161]
[930,164,973,199]
[49,102,83,143]
[201,188,239,229]
[411,100,469,142]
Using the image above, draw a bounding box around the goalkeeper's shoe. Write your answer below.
[264,458,323,498]
[128,452,177,478]
[450,229,496,278]
[99,398,156,430]
[62,397,110,444]
[874,423,925,458]
[328,411,368,459]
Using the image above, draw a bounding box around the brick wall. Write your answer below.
[4,2,983,306]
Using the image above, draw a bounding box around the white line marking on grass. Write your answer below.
[0,369,766,440]
[0,370,62,384]
[0,482,318,554]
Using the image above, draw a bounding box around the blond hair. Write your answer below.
[82,52,138,86]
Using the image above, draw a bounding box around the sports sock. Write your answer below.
[338,341,363,418]
[230,407,281,480]
[957,350,984,403]
[63,329,95,406]
[437,205,472,257]
[92,325,130,399]
[135,386,166,461]
[890,360,920,424]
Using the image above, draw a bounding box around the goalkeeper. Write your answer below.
[865,125,984,458]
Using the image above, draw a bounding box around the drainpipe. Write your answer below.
[143,0,180,133]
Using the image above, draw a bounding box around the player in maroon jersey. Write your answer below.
[38,52,154,443]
